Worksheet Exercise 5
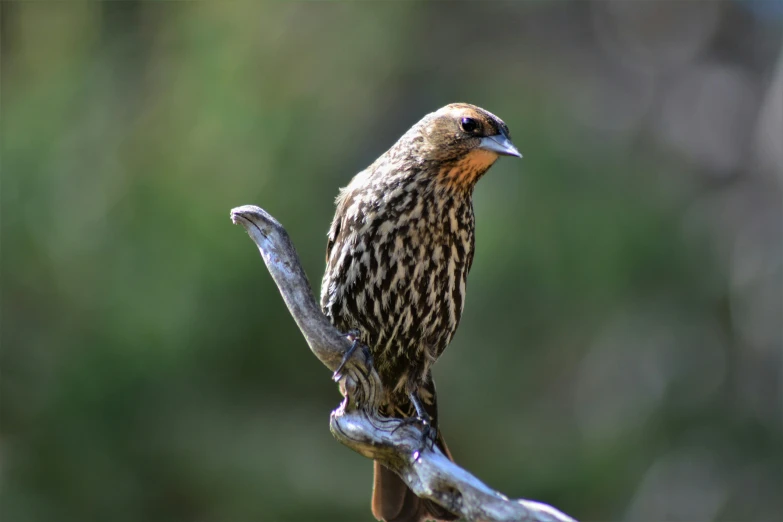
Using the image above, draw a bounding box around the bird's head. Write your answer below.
[396,103,520,190]
[414,103,521,162]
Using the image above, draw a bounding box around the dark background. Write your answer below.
[2,2,782,521]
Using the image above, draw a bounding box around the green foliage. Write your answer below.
[2,2,781,522]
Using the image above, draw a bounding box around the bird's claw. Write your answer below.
[391,416,438,454]
[344,329,362,342]
[332,330,372,382]
[420,421,438,453]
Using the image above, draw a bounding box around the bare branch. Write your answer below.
[230,205,382,408]
[231,204,577,522]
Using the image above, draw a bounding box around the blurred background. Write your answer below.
[2,1,782,521]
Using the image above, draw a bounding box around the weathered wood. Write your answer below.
[231,204,576,522]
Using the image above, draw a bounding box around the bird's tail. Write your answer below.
[371,376,458,522]
[371,433,456,522]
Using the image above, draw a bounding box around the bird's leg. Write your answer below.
[391,391,438,454]
[409,391,438,451]
[332,329,372,382]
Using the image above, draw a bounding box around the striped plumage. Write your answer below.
[320,103,520,522]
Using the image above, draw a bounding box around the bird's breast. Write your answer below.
[321,177,476,371]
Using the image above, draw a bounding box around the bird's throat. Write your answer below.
[441,149,499,190]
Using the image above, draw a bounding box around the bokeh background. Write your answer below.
[2,2,782,521]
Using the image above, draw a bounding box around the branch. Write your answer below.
[230,204,577,522]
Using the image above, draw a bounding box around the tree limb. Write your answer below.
[230,204,577,522]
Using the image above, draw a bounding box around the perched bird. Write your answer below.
[320,103,520,522]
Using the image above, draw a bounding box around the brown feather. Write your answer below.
[320,103,516,521]
[372,376,456,522]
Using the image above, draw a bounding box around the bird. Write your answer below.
[320,103,520,522]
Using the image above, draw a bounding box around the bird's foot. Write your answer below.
[391,415,438,455]
[332,330,372,382]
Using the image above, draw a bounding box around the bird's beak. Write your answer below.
[479,134,522,158]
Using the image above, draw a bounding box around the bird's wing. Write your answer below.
[325,188,351,266]
[325,177,364,266]
[325,215,341,266]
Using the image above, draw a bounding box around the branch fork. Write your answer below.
[231,204,576,522]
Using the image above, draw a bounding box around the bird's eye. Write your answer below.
[460,117,479,134]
